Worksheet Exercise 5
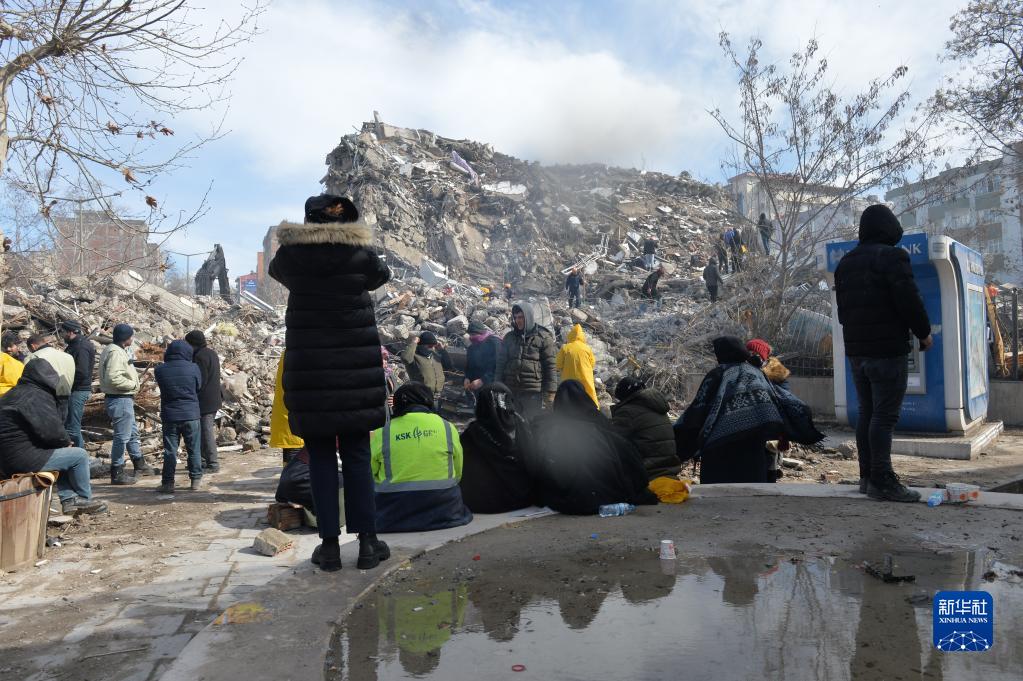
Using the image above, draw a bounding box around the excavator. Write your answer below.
[194,244,234,304]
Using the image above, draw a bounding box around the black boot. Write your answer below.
[62,497,108,515]
[357,533,390,570]
[131,456,156,476]
[858,478,869,494]
[312,538,341,572]
[867,471,921,503]
[110,465,137,486]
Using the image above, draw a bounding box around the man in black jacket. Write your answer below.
[185,330,222,473]
[835,204,932,503]
[0,361,106,514]
[60,320,95,449]
[565,268,584,309]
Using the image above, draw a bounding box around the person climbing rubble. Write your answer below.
[703,258,725,302]
[565,268,584,309]
[641,264,665,300]
[556,324,598,406]
[99,324,155,485]
[715,233,731,275]
[401,331,447,402]
[495,304,557,419]
[268,193,392,573]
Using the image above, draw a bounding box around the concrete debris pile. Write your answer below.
[3,271,283,461]
[323,116,746,294]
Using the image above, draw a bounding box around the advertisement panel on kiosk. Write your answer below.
[821,234,988,434]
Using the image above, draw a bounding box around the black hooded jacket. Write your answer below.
[834,207,931,357]
[65,334,96,393]
[186,333,222,415]
[530,381,651,515]
[268,217,391,436]
[0,361,70,477]
[611,387,681,480]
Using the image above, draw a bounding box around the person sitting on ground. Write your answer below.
[464,321,500,398]
[269,349,305,465]
[0,360,106,515]
[610,377,681,481]
[371,382,472,532]
[459,383,537,514]
[154,340,204,493]
[401,331,446,402]
[641,265,665,300]
[530,380,654,515]
[556,323,598,406]
[275,448,342,529]
[25,333,75,422]
[703,257,725,302]
[0,332,24,396]
[674,337,824,484]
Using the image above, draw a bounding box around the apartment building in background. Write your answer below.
[727,173,875,250]
[885,146,1023,284]
[52,209,165,285]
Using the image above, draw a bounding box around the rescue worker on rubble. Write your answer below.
[556,324,598,406]
[642,235,658,270]
[371,383,472,532]
[703,257,725,302]
[715,233,731,275]
[641,264,665,300]
[565,268,584,309]
[495,303,558,420]
[402,331,446,403]
[268,193,391,573]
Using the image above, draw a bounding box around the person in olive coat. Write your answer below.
[268,194,392,573]
[401,331,446,399]
[610,377,681,481]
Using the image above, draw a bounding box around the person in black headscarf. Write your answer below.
[459,383,537,513]
[674,336,823,484]
[530,380,653,515]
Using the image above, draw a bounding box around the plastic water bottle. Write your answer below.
[598,503,636,517]
[927,492,943,508]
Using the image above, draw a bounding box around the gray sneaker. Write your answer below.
[61,497,108,515]
[189,477,205,492]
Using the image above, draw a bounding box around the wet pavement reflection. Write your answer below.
[330,546,1023,680]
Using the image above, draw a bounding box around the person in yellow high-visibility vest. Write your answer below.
[371,382,472,533]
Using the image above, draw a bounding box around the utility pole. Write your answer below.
[167,250,209,295]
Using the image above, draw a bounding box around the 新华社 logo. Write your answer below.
[933,591,993,652]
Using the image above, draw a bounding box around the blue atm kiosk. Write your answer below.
[820,234,988,434]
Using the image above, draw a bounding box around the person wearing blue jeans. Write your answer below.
[154,340,204,493]
[0,360,106,515]
[99,323,153,484]
[65,390,90,448]
[44,447,107,514]
[106,395,143,475]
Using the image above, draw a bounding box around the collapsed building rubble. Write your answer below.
[3,271,282,467]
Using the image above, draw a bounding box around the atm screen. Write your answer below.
[967,286,987,400]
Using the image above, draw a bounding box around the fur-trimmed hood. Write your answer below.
[763,356,791,385]
[275,220,374,247]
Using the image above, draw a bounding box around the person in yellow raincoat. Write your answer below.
[0,350,24,396]
[556,324,598,406]
[269,350,304,464]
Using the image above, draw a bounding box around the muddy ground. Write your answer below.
[332,497,1023,681]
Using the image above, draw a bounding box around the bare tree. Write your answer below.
[711,34,942,342]
[0,1,264,284]
[932,0,1023,157]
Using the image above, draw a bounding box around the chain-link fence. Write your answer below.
[771,284,836,377]
[992,288,1021,379]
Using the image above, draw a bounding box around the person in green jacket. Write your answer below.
[98,324,154,484]
[371,382,472,533]
[401,331,446,399]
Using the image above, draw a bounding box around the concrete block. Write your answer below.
[252,529,293,557]
[891,421,1004,460]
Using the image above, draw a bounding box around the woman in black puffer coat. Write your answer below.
[268,194,391,572]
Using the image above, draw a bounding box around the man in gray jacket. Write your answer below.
[495,303,557,419]
[25,333,75,422]
[99,324,154,484]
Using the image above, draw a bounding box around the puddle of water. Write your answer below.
[330,547,1023,681]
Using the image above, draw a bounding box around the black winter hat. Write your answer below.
[393,382,436,417]
[185,330,207,348]
[858,204,903,246]
[60,320,82,333]
[304,194,359,224]
[615,376,646,401]
[418,331,438,346]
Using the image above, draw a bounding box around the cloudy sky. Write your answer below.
[155,0,965,276]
